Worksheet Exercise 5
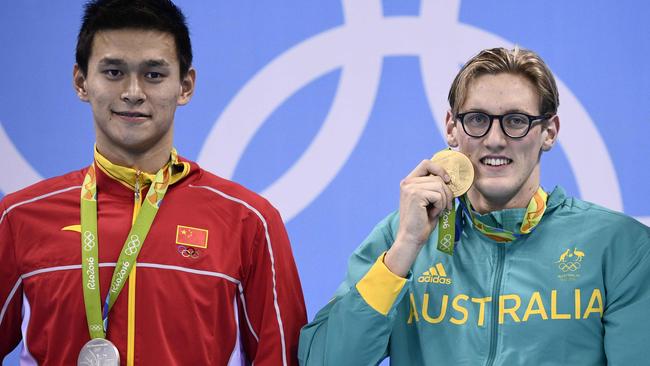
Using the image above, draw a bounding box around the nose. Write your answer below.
[120,75,145,105]
[482,117,507,150]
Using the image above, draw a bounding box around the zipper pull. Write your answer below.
[134,170,141,201]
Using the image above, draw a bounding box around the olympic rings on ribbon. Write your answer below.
[439,234,453,251]
[177,245,199,259]
[83,231,96,251]
[558,261,581,272]
[89,324,103,332]
[124,235,141,256]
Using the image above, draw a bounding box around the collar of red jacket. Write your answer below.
[93,146,191,190]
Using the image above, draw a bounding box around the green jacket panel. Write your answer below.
[299,187,650,366]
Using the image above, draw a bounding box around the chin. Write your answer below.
[473,179,520,204]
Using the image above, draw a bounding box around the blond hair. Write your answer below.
[448,47,559,116]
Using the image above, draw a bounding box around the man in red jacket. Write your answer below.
[0,0,307,364]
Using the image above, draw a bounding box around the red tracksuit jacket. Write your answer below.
[0,153,307,365]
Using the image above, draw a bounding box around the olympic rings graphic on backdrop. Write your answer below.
[558,262,581,272]
[196,0,627,224]
[83,231,96,252]
[177,245,199,259]
[1,1,646,226]
[439,234,453,251]
[124,235,141,256]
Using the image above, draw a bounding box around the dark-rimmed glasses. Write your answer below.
[455,112,551,138]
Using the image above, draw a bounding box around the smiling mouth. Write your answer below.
[480,157,512,167]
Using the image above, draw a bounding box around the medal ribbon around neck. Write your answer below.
[459,187,548,243]
[80,156,173,339]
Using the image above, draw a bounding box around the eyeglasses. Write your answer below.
[455,112,551,138]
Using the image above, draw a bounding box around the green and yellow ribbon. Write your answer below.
[461,187,548,243]
[80,151,178,339]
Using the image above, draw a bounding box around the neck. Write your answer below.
[467,187,537,214]
[95,143,171,174]
[467,171,540,214]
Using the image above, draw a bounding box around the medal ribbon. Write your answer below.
[437,202,457,255]
[80,153,174,339]
[460,187,548,243]
[437,187,547,254]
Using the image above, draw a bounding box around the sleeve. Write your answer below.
[298,213,411,366]
[0,200,23,357]
[603,226,650,365]
[239,205,307,366]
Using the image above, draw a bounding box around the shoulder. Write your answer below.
[1,168,85,218]
[546,189,650,266]
[181,160,281,219]
[554,194,648,237]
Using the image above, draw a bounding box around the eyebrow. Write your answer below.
[464,108,538,115]
[144,59,170,68]
[98,58,127,66]
[97,58,170,68]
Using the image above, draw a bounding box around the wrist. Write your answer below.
[394,231,428,249]
[384,239,423,278]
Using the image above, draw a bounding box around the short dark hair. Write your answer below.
[76,0,192,77]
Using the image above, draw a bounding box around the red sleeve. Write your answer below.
[239,204,307,366]
[0,200,23,357]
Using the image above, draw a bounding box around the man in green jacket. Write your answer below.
[299,47,650,365]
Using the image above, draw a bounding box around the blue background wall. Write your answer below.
[2,0,648,363]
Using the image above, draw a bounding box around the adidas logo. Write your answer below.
[417,263,452,285]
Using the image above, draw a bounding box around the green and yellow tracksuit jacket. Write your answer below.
[299,187,650,365]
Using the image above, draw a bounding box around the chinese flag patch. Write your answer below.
[176,225,209,248]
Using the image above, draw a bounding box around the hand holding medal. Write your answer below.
[430,149,474,255]
[385,149,473,276]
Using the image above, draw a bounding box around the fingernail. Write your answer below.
[444,174,451,182]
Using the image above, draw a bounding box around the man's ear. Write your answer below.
[445,110,459,147]
[541,114,560,151]
[73,64,89,102]
[177,67,196,106]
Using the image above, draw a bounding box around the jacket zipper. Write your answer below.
[485,245,506,366]
[127,170,142,366]
[134,171,141,202]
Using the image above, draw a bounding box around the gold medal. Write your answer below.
[431,149,474,197]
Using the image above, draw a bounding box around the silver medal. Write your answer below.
[77,338,120,366]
